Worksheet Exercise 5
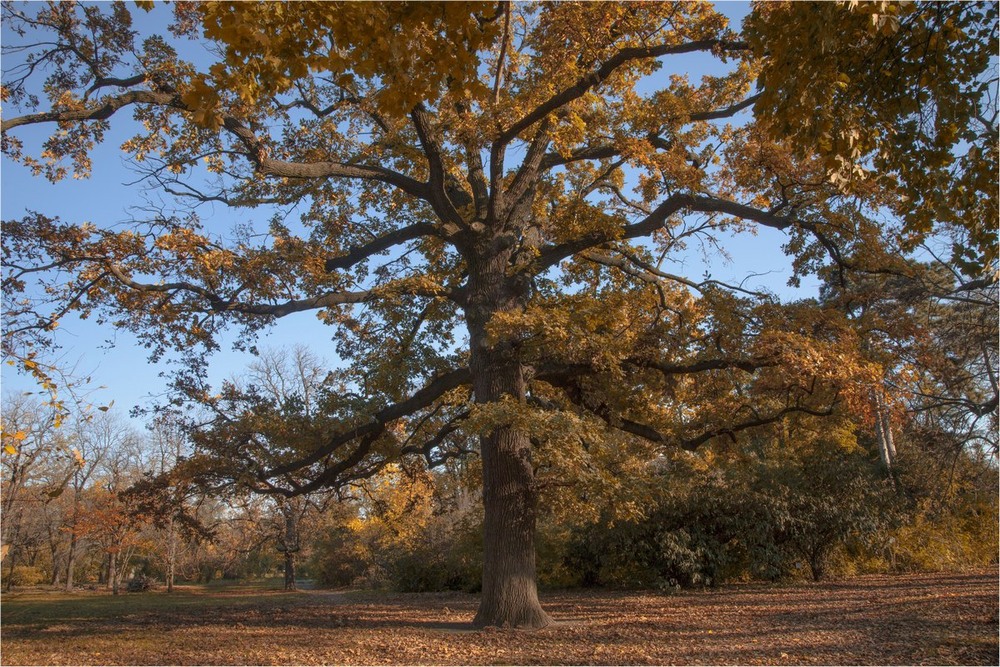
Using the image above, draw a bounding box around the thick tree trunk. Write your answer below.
[466,253,551,629]
[472,420,550,628]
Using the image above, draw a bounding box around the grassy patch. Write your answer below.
[1,579,304,627]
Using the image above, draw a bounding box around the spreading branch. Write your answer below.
[264,367,473,481]
[530,192,844,278]
[103,264,456,316]
[679,403,837,450]
[3,89,432,202]
[324,223,440,272]
[499,38,747,145]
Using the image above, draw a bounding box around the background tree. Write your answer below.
[1,393,78,586]
[60,411,139,590]
[74,482,148,595]
[2,1,996,626]
[180,345,347,589]
[148,414,188,592]
[819,251,998,468]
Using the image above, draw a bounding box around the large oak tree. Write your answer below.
[2,1,995,627]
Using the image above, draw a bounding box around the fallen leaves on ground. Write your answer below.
[1,570,996,665]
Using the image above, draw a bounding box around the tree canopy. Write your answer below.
[748,1,998,273]
[2,0,996,628]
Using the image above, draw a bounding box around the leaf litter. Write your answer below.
[1,570,996,665]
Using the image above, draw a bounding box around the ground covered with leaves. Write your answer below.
[1,571,996,665]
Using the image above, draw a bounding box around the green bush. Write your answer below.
[308,524,368,587]
[565,449,895,588]
[535,522,578,589]
[385,514,482,592]
[300,429,998,593]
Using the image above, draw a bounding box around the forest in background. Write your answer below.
[3,310,996,595]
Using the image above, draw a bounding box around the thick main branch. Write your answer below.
[530,192,828,277]
[324,223,440,272]
[3,89,431,201]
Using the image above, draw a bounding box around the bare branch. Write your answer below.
[689,92,762,122]
[629,356,777,377]
[84,73,149,99]
[1,89,177,131]
[410,104,468,226]
[219,115,430,201]
[530,191,849,279]
[539,143,621,170]
[582,247,771,299]
[530,193,688,274]
[504,118,552,220]
[492,1,512,105]
[679,403,837,450]
[539,93,761,171]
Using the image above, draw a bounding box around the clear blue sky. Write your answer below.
[1,1,817,425]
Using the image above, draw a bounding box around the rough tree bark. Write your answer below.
[466,246,552,629]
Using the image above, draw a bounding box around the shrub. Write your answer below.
[565,448,895,588]
[308,523,369,587]
[8,565,46,586]
[384,513,483,592]
[890,497,1000,572]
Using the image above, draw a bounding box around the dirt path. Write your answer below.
[2,570,996,665]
